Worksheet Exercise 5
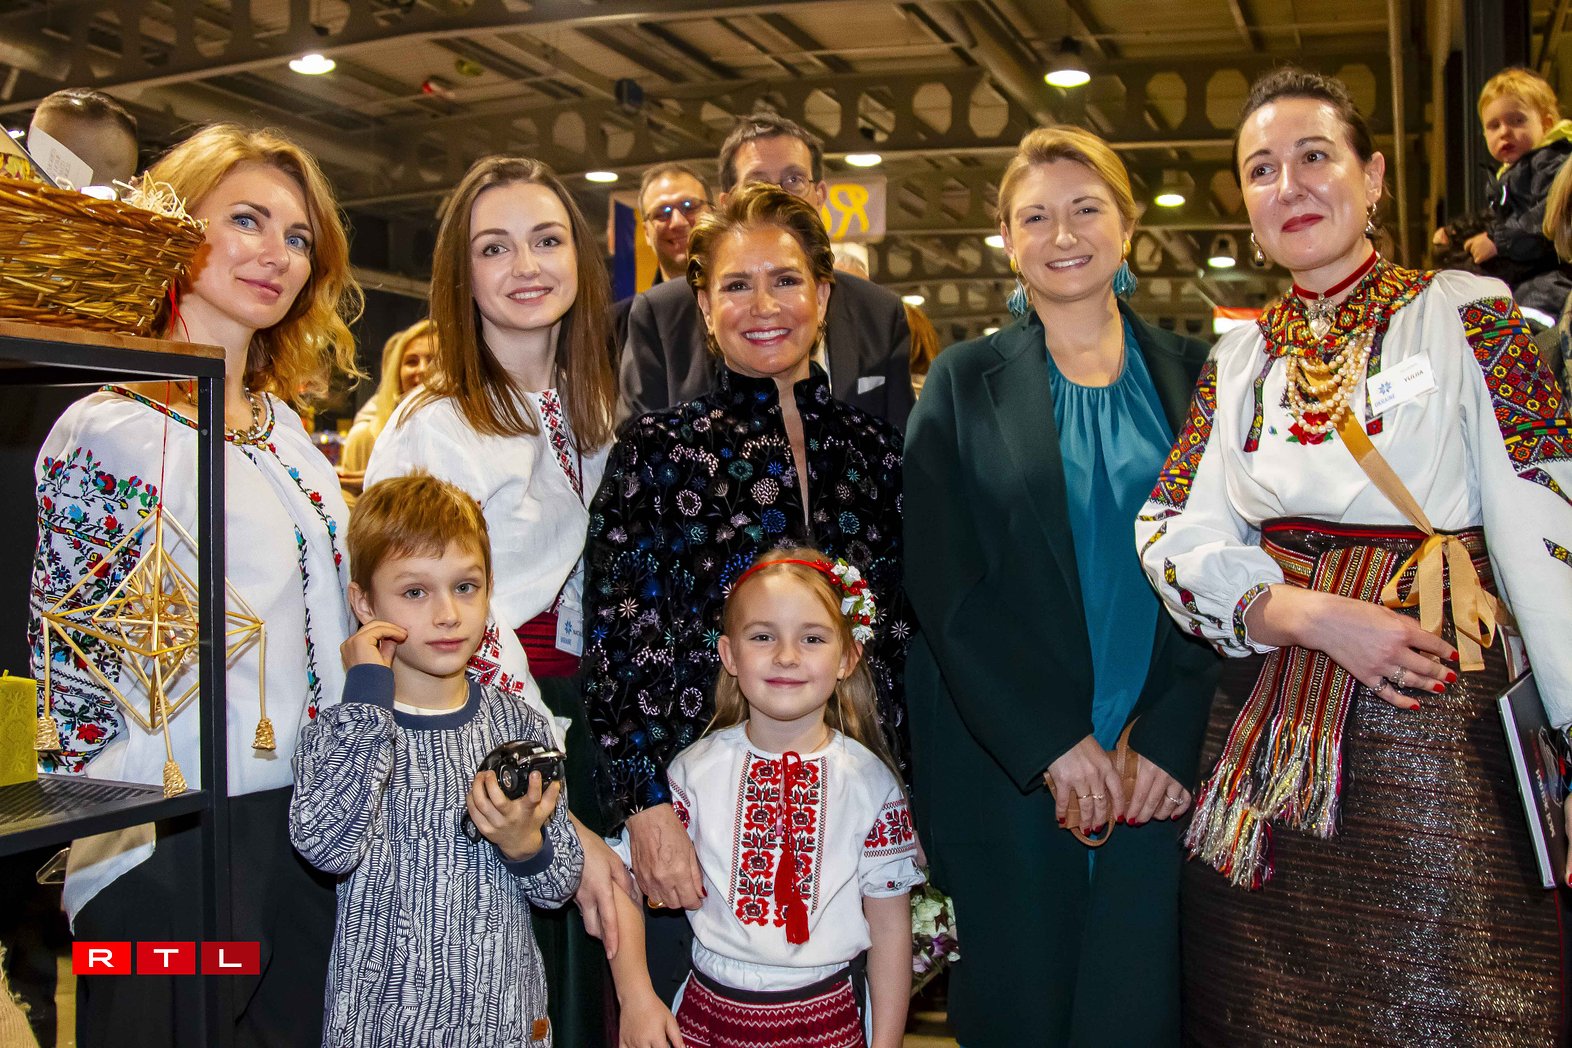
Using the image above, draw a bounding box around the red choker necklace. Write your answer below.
[1293,251,1379,338]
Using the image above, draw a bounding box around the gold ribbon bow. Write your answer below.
[1335,413,1510,670]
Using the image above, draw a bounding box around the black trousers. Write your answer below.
[73,786,337,1048]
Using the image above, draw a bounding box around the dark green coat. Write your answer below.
[904,303,1220,1047]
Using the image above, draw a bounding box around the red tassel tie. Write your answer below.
[774,751,810,945]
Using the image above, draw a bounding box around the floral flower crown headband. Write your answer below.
[733,557,878,643]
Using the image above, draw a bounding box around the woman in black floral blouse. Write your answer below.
[583,183,909,993]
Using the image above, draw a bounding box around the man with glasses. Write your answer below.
[620,113,913,429]
[612,162,713,356]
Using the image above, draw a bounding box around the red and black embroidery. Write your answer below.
[862,799,916,854]
[731,753,825,937]
[1148,362,1218,511]
[1460,298,1572,475]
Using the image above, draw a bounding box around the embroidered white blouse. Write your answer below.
[1136,267,1572,726]
[30,389,355,919]
[621,723,922,993]
[365,390,609,632]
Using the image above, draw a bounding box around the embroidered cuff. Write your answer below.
[1233,583,1274,649]
[342,664,395,710]
[503,834,556,878]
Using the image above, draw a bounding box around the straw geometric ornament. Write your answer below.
[37,506,266,797]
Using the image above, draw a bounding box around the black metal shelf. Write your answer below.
[0,320,231,1045]
[0,774,207,858]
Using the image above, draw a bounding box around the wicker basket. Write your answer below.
[0,177,205,336]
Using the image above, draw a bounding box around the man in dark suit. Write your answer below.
[620,113,914,430]
[611,162,712,359]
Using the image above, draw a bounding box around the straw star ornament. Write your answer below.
[37,507,267,796]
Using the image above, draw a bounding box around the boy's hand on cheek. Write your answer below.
[467,770,560,862]
[342,620,407,669]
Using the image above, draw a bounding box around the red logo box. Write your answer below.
[200,941,260,975]
[72,941,132,975]
[136,941,197,976]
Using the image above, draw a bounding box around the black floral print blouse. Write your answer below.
[583,365,910,827]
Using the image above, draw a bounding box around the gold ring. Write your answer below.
[646,899,665,910]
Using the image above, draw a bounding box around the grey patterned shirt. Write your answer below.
[290,664,582,1047]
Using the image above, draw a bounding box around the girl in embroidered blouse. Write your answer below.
[360,155,629,1044]
[611,548,921,1048]
[30,124,361,1046]
[1138,68,1572,1043]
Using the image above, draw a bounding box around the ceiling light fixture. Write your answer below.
[1207,234,1238,269]
[1154,191,1186,208]
[584,170,618,184]
[984,234,1005,249]
[901,294,926,307]
[983,326,1000,335]
[288,53,335,75]
[1044,38,1090,89]
[843,153,882,168]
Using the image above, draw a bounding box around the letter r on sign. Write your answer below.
[71,942,132,975]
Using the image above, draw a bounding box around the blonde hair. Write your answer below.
[710,547,897,776]
[147,124,363,407]
[411,155,616,450]
[996,125,1137,231]
[348,472,491,590]
[1479,68,1560,121]
[1545,160,1572,259]
[366,319,433,443]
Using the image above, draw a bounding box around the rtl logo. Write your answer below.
[72,941,260,975]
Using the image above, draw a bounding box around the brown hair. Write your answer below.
[685,182,836,356]
[996,125,1137,232]
[348,472,491,590]
[410,155,615,449]
[146,124,364,406]
[905,303,941,380]
[710,547,898,777]
[638,161,710,214]
[1232,67,1378,180]
[717,112,825,194]
[1478,67,1561,121]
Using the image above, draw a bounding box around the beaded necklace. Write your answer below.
[1281,251,1381,439]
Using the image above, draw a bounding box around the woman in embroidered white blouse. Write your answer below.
[361,155,630,1045]
[1137,68,1572,1044]
[31,124,362,1047]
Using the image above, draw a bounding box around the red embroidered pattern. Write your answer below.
[1148,362,1217,511]
[1254,261,1434,444]
[862,799,915,854]
[731,754,824,931]
[671,780,693,830]
[1460,298,1572,472]
[538,389,583,500]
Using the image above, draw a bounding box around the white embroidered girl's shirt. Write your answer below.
[660,723,922,993]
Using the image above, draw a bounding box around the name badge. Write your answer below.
[1368,355,1436,417]
[554,596,584,657]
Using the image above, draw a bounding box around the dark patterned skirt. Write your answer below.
[1183,519,1568,1047]
[676,967,863,1048]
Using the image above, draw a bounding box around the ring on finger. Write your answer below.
[1089,793,1105,801]
[1371,676,1390,692]
[1391,666,1408,688]
[1166,794,1184,804]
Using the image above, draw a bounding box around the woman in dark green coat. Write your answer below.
[903,126,1220,1047]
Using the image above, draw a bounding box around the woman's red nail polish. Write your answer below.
[1408,701,1422,711]
[1057,817,1066,825]
[1450,651,1460,661]
[1445,671,1457,684]
[1432,682,1445,693]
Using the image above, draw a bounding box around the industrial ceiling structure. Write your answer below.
[0,0,1564,339]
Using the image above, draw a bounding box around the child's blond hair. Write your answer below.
[1478,67,1560,121]
[710,547,897,776]
[348,473,491,590]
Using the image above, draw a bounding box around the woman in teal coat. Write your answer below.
[904,126,1220,1047]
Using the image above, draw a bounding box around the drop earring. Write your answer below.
[1364,202,1378,240]
[1112,238,1137,298]
[1007,256,1030,318]
[1250,233,1267,266]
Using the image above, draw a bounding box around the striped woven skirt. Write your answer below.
[675,966,863,1048]
[1182,518,1567,1046]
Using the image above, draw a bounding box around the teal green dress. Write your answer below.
[1047,320,1174,751]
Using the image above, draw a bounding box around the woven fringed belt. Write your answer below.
[1183,518,1492,890]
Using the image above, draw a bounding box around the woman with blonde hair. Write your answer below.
[903,124,1219,1046]
[30,123,362,1045]
[363,154,625,1046]
[337,317,434,488]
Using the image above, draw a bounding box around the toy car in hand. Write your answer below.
[460,739,566,842]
